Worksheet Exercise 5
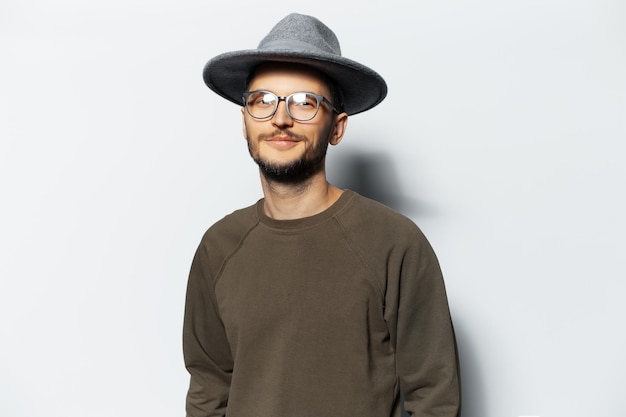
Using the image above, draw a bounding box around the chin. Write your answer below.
[255,156,324,184]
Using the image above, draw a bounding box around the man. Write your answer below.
[183,13,460,417]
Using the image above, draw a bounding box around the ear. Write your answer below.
[329,112,348,146]
[241,107,248,140]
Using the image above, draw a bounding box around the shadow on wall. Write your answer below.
[329,149,486,417]
[454,317,486,417]
[327,150,430,217]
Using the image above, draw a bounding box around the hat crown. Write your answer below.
[257,13,342,56]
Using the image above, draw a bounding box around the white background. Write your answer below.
[1,1,624,416]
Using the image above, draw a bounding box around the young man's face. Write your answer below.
[242,63,347,183]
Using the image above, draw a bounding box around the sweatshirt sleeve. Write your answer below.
[183,240,233,417]
[387,229,461,417]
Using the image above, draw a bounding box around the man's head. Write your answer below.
[242,62,348,183]
[202,13,387,184]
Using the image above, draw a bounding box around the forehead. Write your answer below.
[247,62,332,96]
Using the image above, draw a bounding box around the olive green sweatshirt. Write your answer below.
[183,190,459,417]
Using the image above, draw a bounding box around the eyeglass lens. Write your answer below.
[245,91,322,121]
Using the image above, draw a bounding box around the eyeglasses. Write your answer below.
[242,90,338,122]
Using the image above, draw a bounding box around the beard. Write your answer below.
[247,128,331,184]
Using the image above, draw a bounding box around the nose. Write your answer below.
[271,99,294,128]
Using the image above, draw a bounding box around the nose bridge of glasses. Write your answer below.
[274,95,292,119]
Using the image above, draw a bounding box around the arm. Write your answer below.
[388,231,461,417]
[183,242,233,417]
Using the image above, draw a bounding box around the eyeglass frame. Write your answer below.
[242,90,339,122]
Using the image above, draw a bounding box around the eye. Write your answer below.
[257,93,276,106]
[291,93,316,107]
[247,92,276,107]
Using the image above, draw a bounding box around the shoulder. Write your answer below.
[335,192,440,290]
[195,202,261,265]
[201,202,259,244]
[337,192,425,242]
[335,191,439,267]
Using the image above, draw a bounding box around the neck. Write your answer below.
[259,169,343,220]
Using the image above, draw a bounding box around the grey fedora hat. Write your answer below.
[202,13,387,116]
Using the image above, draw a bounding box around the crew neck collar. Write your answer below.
[256,189,355,230]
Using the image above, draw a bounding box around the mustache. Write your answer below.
[257,129,307,142]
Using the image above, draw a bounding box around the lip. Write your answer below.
[263,135,301,149]
[267,134,299,142]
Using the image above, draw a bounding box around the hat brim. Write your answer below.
[203,49,387,116]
